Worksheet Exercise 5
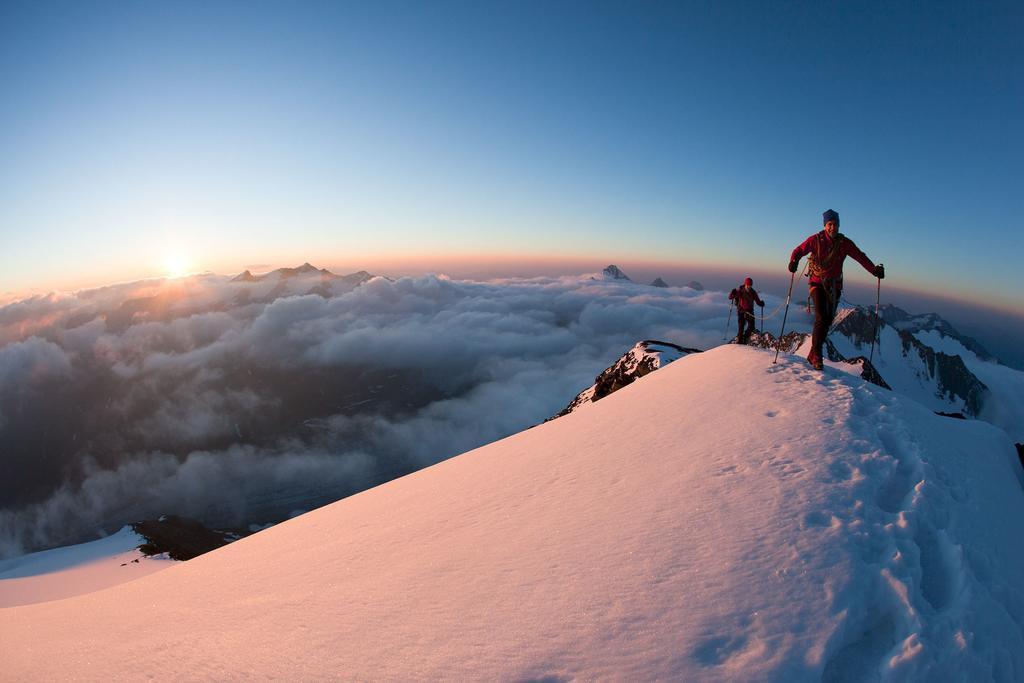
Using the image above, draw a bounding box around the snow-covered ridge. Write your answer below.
[747,326,890,390]
[4,346,1021,680]
[749,305,1023,441]
[829,308,984,413]
[880,304,993,362]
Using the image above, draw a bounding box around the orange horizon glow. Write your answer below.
[3,250,1022,320]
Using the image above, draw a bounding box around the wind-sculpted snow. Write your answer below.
[2,346,1021,679]
[0,267,735,557]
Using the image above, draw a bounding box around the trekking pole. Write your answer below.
[868,267,882,365]
[723,301,734,341]
[760,306,764,333]
[773,271,797,364]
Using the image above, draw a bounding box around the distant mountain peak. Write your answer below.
[686,281,704,291]
[224,264,374,307]
[257,263,337,280]
[602,265,632,281]
[650,278,669,288]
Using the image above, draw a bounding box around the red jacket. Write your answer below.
[729,286,764,312]
[790,231,876,285]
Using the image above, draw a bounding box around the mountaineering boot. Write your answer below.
[807,351,823,371]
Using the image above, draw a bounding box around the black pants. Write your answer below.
[810,283,840,359]
[736,309,756,344]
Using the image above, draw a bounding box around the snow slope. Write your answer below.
[0,526,171,608]
[911,329,1024,442]
[2,346,1022,680]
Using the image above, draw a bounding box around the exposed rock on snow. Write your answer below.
[747,329,891,390]
[132,515,249,561]
[895,330,988,415]
[879,303,994,362]
[552,340,701,418]
[829,307,990,417]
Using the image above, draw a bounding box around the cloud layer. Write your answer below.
[0,267,740,557]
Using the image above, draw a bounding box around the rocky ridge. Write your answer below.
[879,303,993,362]
[552,340,701,419]
[831,307,989,417]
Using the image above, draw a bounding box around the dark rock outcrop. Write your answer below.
[831,306,882,348]
[132,515,251,561]
[748,330,806,355]
[552,340,700,419]
[828,307,987,414]
[895,330,988,417]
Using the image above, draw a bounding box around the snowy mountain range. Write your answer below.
[878,304,994,362]
[593,264,702,290]
[558,303,1023,448]
[741,306,1022,442]
[4,345,1022,679]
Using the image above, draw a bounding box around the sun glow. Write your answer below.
[162,253,191,279]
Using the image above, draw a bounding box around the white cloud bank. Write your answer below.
[0,268,747,557]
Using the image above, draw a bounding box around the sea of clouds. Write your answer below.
[0,267,746,557]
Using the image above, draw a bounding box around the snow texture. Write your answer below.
[3,345,1022,680]
[0,526,170,607]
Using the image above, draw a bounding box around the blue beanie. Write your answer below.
[822,209,840,226]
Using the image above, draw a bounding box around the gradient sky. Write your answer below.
[2,1,1021,311]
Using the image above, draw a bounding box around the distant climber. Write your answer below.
[788,209,885,369]
[729,277,764,345]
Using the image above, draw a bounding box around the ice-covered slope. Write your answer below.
[3,346,1023,680]
[824,308,1024,441]
[908,328,1024,442]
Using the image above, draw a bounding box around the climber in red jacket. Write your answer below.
[789,209,885,369]
[729,277,764,345]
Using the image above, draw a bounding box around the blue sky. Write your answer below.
[1,1,1021,313]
